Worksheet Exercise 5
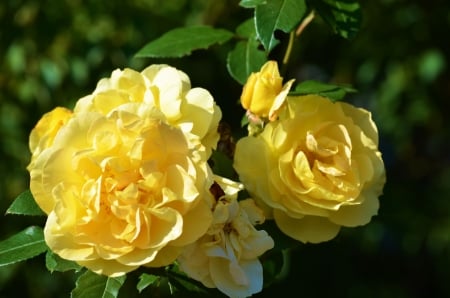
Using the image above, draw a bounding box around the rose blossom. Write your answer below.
[74,64,221,158]
[177,176,274,298]
[27,65,222,276]
[240,60,294,122]
[234,95,386,243]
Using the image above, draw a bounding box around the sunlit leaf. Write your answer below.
[308,0,362,39]
[6,190,45,216]
[291,80,357,101]
[239,0,267,8]
[46,250,82,273]
[227,40,267,84]
[255,0,307,51]
[0,226,47,266]
[71,270,126,298]
[135,26,234,58]
[137,273,160,293]
[227,18,267,84]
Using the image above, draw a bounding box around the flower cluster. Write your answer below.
[28,65,223,276]
[234,61,386,244]
[178,176,274,298]
[27,61,385,297]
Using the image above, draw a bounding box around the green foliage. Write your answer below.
[292,79,357,101]
[254,0,307,51]
[6,190,45,216]
[0,226,47,266]
[46,251,82,273]
[135,26,234,58]
[227,19,267,84]
[307,0,362,39]
[210,150,236,180]
[261,248,292,288]
[239,0,267,8]
[165,269,213,296]
[136,273,160,293]
[71,270,126,298]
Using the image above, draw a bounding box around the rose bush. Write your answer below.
[178,176,274,298]
[27,65,222,277]
[234,95,386,243]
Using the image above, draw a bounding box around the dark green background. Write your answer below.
[1,0,449,297]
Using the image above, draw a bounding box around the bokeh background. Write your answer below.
[1,0,449,297]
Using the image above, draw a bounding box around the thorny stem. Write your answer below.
[296,10,316,37]
[281,10,316,75]
[282,31,296,72]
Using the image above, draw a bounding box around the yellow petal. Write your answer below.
[29,107,72,155]
[329,187,380,227]
[273,210,340,243]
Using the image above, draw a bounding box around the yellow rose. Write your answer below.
[74,64,221,158]
[234,95,386,243]
[241,61,294,121]
[178,176,274,298]
[28,107,72,167]
[27,65,220,276]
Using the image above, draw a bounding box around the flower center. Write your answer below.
[303,122,352,177]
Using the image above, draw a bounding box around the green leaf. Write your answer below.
[0,226,47,266]
[210,150,236,180]
[227,40,267,84]
[227,19,267,84]
[291,80,356,101]
[255,0,307,52]
[236,18,256,38]
[308,0,362,39]
[262,248,293,286]
[71,270,126,298]
[6,190,45,216]
[137,273,160,293]
[166,265,214,295]
[46,250,82,273]
[239,0,267,8]
[241,114,249,127]
[135,26,234,58]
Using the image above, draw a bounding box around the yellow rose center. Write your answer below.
[280,121,362,208]
[66,115,193,248]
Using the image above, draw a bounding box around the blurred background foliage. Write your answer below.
[0,0,449,297]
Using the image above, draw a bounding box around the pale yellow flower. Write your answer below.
[234,95,386,243]
[74,64,221,158]
[27,65,221,277]
[178,176,274,298]
[28,107,72,169]
[240,61,294,121]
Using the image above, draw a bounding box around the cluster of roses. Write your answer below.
[27,62,385,297]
